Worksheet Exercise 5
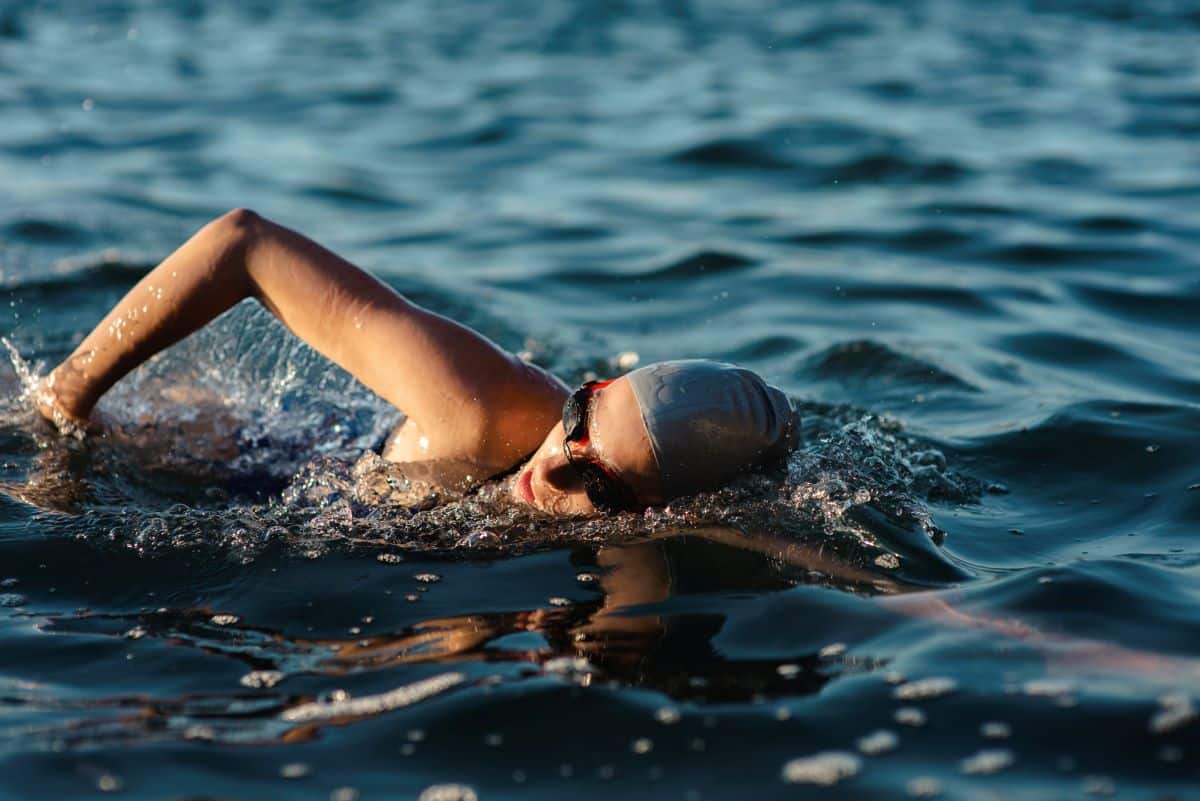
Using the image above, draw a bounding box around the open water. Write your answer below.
[1,1,1199,799]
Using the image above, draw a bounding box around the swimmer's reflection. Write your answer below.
[313,528,898,702]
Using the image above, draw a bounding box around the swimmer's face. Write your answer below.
[511,376,663,516]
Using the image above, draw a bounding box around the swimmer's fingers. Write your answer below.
[32,375,95,439]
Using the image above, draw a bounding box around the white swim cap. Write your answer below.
[626,360,800,500]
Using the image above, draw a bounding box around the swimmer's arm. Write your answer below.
[42,209,568,466]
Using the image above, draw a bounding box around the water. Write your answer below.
[2,0,1199,798]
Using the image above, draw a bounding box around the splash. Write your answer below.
[1,318,979,587]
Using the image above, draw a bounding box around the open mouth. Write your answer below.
[516,468,535,506]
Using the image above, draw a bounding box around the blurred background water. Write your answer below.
[1,0,1199,799]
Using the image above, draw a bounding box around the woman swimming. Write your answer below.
[34,209,799,515]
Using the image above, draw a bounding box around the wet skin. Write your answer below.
[509,376,664,516]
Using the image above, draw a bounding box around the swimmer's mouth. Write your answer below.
[516,468,535,506]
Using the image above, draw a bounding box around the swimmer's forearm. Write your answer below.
[47,210,257,420]
[46,209,565,465]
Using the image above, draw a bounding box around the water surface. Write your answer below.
[2,1,1199,799]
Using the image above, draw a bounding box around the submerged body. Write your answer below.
[37,210,796,515]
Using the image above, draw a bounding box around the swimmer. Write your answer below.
[34,210,799,515]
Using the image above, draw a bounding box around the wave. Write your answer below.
[800,340,977,393]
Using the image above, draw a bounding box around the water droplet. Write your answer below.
[1149,694,1195,734]
[415,573,441,584]
[776,663,801,678]
[981,721,1011,739]
[124,626,147,639]
[655,707,681,725]
[906,777,941,798]
[377,553,404,564]
[893,677,957,700]
[548,597,571,607]
[960,749,1013,775]
[819,642,847,659]
[280,763,312,779]
[874,553,901,569]
[1082,776,1116,797]
[894,707,926,727]
[575,572,598,584]
[82,97,94,111]
[1022,678,1073,698]
[417,784,477,801]
[331,787,360,801]
[209,614,239,626]
[856,729,899,755]
[96,773,122,792]
[241,670,285,689]
[781,752,861,785]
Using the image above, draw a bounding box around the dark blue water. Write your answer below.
[2,1,1200,798]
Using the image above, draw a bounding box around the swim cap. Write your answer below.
[626,360,800,500]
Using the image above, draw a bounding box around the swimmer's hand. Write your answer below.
[32,373,92,438]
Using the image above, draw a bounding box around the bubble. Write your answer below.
[894,707,926,727]
[631,737,653,754]
[774,706,792,721]
[781,752,861,785]
[776,663,801,678]
[331,788,360,801]
[484,732,503,747]
[414,573,441,584]
[893,677,956,701]
[209,614,239,626]
[418,784,478,801]
[124,626,147,639]
[906,777,941,798]
[617,351,640,370]
[280,763,312,779]
[548,597,571,607]
[241,670,285,689]
[407,729,426,743]
[576,572,598,584]
[960,749,1013,775]
[377,553,404,564]
[874,553,901,569]
[856,729,899,755]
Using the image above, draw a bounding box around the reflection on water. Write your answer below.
[3,0,1200,797]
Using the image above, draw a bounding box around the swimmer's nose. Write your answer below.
[539,448,583,492]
